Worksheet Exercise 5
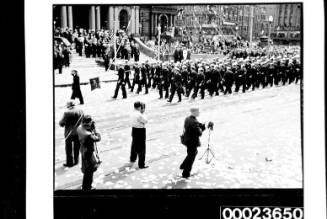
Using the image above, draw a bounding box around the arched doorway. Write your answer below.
[160,14,168,32]
[119,9,129,30]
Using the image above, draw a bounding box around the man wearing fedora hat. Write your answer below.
[59,100,84,167]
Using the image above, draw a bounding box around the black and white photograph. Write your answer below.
[53,3,302,190]
[22,0,326,218]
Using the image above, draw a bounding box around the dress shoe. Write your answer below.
[139,165,149,169]
[182,174,190,178]
[63,163,73,168]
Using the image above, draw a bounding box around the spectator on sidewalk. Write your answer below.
[180,107,206,178]
[130,101,149,169]
[77,115,101,190]
[59,101,84,167]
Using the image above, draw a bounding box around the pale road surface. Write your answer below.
[54,81,302,190]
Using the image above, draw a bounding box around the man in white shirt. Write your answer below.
[130,101,149,168]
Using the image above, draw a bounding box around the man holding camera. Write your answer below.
[77,115,101,190]
[130,101,149,169]
[180,107,206,178]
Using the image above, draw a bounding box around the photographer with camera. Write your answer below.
[129,101,149,169]
[180,107,206,178]
[77,115,101,190]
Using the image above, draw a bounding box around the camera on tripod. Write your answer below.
[199,121,216,164]
[207,121,214,131]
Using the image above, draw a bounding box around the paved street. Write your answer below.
[55,81,302,190]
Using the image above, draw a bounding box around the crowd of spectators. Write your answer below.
[53,27,141,72]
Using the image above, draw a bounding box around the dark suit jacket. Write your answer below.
[72,75,81,91]
[183,115,205,148]
[59,109,84,137]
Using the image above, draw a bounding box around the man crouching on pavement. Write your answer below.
[180,107,206,178]
[77,115,101,190]
[130,101,149,169]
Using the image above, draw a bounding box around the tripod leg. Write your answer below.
[199,149,208,160]
[209,148,218,160]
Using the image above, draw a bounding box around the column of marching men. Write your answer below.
[112,54,302,102]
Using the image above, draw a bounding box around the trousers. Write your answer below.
[65,134,80,165]
[130,128,146,168]
[82,166,94,190]
[180,147,198,177]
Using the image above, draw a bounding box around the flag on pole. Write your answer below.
[90,77,101,91]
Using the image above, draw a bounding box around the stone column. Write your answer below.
[67,6,73,29]
[151,13,154,37]
[131,7,135,33]
[109,7,114,30]
[89,6,96,30]
[135,7,139,35]
[96,6,101,30]
[60,6,67,28]
[169,14,172,27]
[115,7,120,29]
[154,13,158,35]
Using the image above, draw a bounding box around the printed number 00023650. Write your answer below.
[220,207,304,219]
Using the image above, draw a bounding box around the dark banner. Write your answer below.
[90,77,101,91]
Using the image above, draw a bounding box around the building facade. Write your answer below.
[53,5,177,39]
[175,5,269,41]
[261,4,301,32]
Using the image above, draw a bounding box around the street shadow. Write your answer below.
[102,153,175,185]
[162,177,188,189]
[102,162,138,184]
[55,165,73,176]
[161,102,180,107]
[106,98,119,102]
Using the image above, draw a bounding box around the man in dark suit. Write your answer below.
[134,43,140,62]
[113,65,127,99]
[180,107,206,178]
[71,70,84,104]
[137,63,149,94]
[124,61,132,89]
[131,62,140,92]
[223,67,234,95]
[59,101,84,167]
[168,68,183,103]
